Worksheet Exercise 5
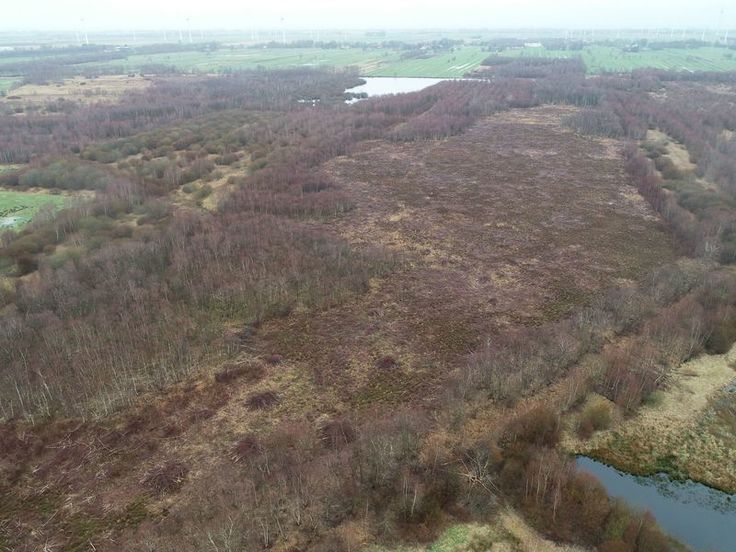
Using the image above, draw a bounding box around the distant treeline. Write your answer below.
[485,37,735,52]
[252,37,462,51]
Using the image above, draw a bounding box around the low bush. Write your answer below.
[141,461,188,494]
[245,391,280,410]
[577,401,612,439]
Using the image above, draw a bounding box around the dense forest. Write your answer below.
[2,57,736,551]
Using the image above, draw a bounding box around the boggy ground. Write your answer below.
[1,106,680,550]
[326,106,676,325]
[261,105,678,404]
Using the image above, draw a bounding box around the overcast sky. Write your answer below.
[4,0,734,31]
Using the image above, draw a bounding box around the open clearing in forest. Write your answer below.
[242,106,678,412]
[645,129,697,173]
[1,75,151,109]
[367,510,588,551]
[0,188,66,229]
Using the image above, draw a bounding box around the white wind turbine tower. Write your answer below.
[81,18,89,45]
[281,17,286,45]
[187,18,193,43]
[721,7,729,45]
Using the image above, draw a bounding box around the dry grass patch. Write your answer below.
[2,75,152,110]
[500,509,589,552]
[569,344,736,491]
[645,129,697,174]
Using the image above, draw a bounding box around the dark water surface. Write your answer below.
[576,456,736,552]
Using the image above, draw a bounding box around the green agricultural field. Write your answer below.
[0,77,19,94]
[80,43,736,78]
[498,45,736,74]
[365,46,488,77]
[0,189,66,229]
[77,45,488,78]
[79,47,388,74]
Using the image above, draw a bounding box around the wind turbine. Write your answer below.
[187,18,192,44]
[281,16,286,45]
[81,18,89,45]
[721,7,729,45]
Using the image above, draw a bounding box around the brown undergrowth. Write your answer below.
[0,105,687,550]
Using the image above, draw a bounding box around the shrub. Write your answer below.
[245,391,279,410]
[319,418,356,449]
[214,362,265,384]
[376,355,398,370]
[577,401,612,439]
[19,161,111,191]
[215,152,239,165]
[231,435,262,463]
[16,254,38,275]
[653,156,683,180]
[504,406,560,448]
[564,108,624,137]
[704,309,736,353]
[644,390,665,407]
[194,183,213,200]
[141,461,188,494]
[135,200,171,224]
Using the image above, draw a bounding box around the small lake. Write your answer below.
[345,77,448,101]
[577,456,736,552]
[0,215,25,228]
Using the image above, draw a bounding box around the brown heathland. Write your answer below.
[0,106,680,549]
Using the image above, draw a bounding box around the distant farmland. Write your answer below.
[58,44,736,77]
[3,42,736,80]
[497,45,736,73]
[73,44,736,76]
[73,45,490,78]
[0,77,19,94]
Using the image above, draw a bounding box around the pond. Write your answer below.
[0,215,26,228]
[576,456,736,552]
[345,77,449,102]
